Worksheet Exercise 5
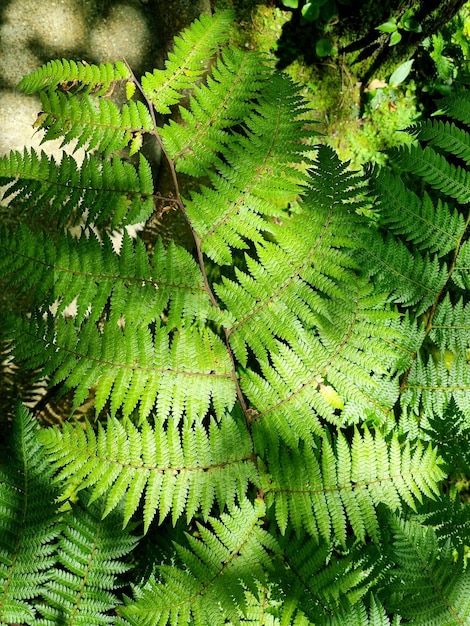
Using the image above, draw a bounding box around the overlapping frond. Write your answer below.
[0,405,59,626]
[36,493,137,626]
[262,428,444,545]
[116,499,278,626]
[141,10,234,114]
[389,142,470,203]
[184,72,311,265]
[0,149,154,227]
[9,312,236,422]
[400,354,470,421]
[160,48,270,176]
[387,517,470,625]
[368,168,465,256]
[35,90,154,156]
[17,59,130,95]
[360,233,448,315]
[39,413,257,532]
[411,118,470,166]
[0,226,217,328]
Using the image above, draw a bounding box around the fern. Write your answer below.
[0,406,59,626]
[0,9,469,626]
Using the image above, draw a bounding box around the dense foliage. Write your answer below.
[0,10,469,625]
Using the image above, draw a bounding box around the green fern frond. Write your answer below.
[369,167,465,256]
[160,48,270,176]
[452,239,470,290]
[0,405,59,626]
[321,595,399,626]
[428,294,470,355]
[387,516,470,625]
[9,311,236,421]
[0,227,218,329]
[116,499,278,626]
[141,10,234,114]
[36,493,137,626]
[39,413,257,532]
[410,118,470,166]
[263,428,444,545]
[18,59,130,95]
[439,92,470,127]
[0,149,154,227]
[361,233,448,314]
[389,142,470,204]
[401,354,470,421]
[35,90,153,156]
[185,72,311,265]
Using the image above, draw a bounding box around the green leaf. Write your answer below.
[316,38,336,57]
[389,59,414,87]
[389,30,402,46]
[281,0,299,7]
[376,19,397,33]
[302,3,320,21]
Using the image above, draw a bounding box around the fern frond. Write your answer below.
[39,413,257,532]
[428,294,470,355]
[141,10,234,114]
[263,428,444,545]
[18,59,130,95]
[368,167,465,256]
[185,72,311,265]
[439,92,470,127]
[452,238,470,290]
[410,118,470,166]
[387,516,470,625]
[35,90,154,156]
[272,532,381,622]
[0,149,154,227]
[400,354,470,421]
[9,311,236,421]
[0,405,59,626]
[0,227,218,329]
[116,499,278,626]
[36,493,137,626]
[389,142,470,204]
[160,48,270,176]
[322,597,397,626]
[360,233,448,315]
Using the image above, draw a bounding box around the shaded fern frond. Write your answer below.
[18,59,130,95]
[36,493,137,626]
[0,405,59,626]
[141,10,234,114]
[0,227,217,329]
[389,142,470,203]
[321,595,398,626]
[0,149,154,227]
[35,90,154,156]
[387,517,470,625]
[369,168,465,256]
[411,118,470,166]
[439,92,470,127]
[273,533,379,622]
[116,499,278,626]
[39,413,257,532]
[361,233,448,315]
[263,428,444,545]
[161,48,270,176]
